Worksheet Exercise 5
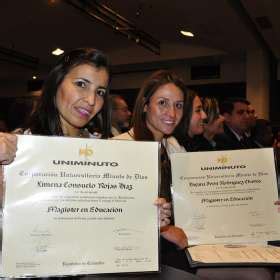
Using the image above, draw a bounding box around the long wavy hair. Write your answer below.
[26,47,111,138]
[132,70,187,141]
[174,89,198,142]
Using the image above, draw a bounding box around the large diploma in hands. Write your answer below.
[170,148,280,246]
[2,135,159,277]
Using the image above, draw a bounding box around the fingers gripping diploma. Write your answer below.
[154,198,188,249]
[0,133,17,202]
[0,133,17,165]
[154,197,172,228]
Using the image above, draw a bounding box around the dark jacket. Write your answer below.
[215,125,259,150]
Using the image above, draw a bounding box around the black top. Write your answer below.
[159,145,194,273]
[181,135,214,152]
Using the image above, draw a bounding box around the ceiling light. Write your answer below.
[180,30,194,37]
[52,48,64,56]
[32,76,37,80]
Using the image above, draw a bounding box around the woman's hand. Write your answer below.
[0,133,17,165]
[161,225,188,249]
[154,197,171,227]
[0,133,17,202]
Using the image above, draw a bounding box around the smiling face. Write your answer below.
[188,96,207,137]
[144,83,184,141]
[55,64,109,136]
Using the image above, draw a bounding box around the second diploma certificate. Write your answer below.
[170,148,280,245]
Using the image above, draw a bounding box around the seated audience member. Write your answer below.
[109,95,131,136]
[113,70,192,272]
[215,98,259,150]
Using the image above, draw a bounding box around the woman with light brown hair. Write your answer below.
[113,70,192,271]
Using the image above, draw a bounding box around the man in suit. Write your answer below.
[215,98,258,150]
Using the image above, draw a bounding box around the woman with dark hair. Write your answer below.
[113,70,191,271]
[0,48,171,225]
[1,47,111,188]
[0,47,110,208]
[23,47,110,138]
[174,90,207,151]
[1,48,110,162]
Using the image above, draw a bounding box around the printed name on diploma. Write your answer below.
[188,179,262,187]
[37,181,134,190]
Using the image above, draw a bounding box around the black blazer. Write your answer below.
[215,125,258,150]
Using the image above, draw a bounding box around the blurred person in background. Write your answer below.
[215,98,258,150]
[110,95,131,136]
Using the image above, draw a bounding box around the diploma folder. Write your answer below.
[185,244,280,268]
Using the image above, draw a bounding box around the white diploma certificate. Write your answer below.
[170,148,280,245]
[2,135,159,277]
